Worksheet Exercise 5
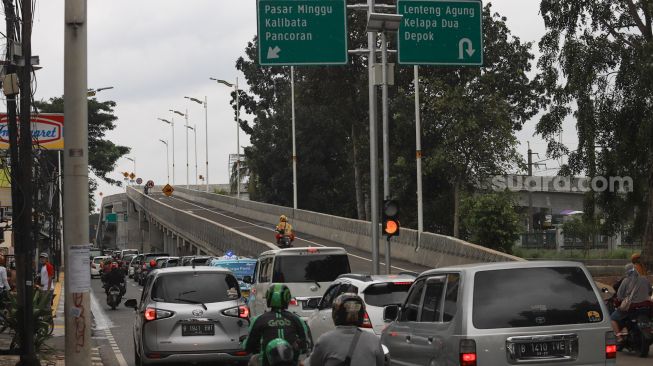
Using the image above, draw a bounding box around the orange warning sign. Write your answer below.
[162,184,174,197]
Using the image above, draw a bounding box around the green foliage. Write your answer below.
[536,1,653,258]
[512,247,632,260]
[34,97,130,210]
[460,192,522,253]
[0,290,54,353]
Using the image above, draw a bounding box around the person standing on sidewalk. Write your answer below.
[0,255,10,301]
[39,252,55,306]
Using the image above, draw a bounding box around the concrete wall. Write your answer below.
[126,188,276,258]
[173,187,523,268]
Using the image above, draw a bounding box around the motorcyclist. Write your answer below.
[103,262,126,296]
[610,264,652,343]
[308,293,384,366]
[631,253,648,276]
[275,215,295,245]
[243,284,312,366]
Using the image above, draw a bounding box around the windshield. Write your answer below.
[123,255,135,262]
[151,273,240,304]
[273,254,350,283]
[364,282,413,307]
[213,261,256,280]
[473,267,603,329]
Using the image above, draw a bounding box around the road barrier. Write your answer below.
[127,188,276,258]
[174,186,523,268]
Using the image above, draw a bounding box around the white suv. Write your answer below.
[305,273,416,339]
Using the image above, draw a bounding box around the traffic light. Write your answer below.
[382,199,400,237]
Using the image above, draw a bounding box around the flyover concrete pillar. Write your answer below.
[148,220,164,252]
[127,200,141,249]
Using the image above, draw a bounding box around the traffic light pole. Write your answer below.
[64,0,92,363]
[367,0,380,275]
[381,31,392,274]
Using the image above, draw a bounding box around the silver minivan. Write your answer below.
[381,261,616,365]
[126,266,251,365]
[250,247,351,318]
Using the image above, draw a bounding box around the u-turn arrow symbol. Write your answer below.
[458,38,475,59]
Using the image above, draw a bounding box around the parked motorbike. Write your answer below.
[106,284,124,310]
[603,287,653,357]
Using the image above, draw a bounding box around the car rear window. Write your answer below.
[165,259,179,267]
[192,257,211,265]
[364,282,413,307]
[472,267,603,329]
[151,272,240,304]
[272,254,350,283]
[93,257,107,264]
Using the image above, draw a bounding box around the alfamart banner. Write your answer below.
[0,113,64,150]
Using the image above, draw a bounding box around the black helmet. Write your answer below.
[265,338,294,365]
[332,293,366,326]
[266,283,292,310]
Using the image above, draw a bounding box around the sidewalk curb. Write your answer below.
[52,272,64,317]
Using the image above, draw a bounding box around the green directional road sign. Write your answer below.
[398,0,483,65]
[257,0,348,66]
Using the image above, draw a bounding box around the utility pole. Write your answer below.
[15,0,39,363]
[414,65,424,249]
[527,142,537,233]
[291,66,298,210]
[367,0,380,275]
[64,0,92,364]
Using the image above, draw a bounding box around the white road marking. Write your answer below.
[90,290,113,330]
[165,196,412,272]
[90,291,129,366]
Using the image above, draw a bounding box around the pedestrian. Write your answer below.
[39,252,55,306]
[0,255,10,302]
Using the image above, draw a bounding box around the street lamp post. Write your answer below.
[210,77,241,199]
[159,139,170,183]
[185,96,209,192]
[126,156,135,176]
[158,117,175,184]
[86,86,114,97]
[170,109,188,188]
[186,125,198,187]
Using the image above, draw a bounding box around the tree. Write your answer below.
[537,0,653,266]
[461,192,521,253]
[34,97,130,210]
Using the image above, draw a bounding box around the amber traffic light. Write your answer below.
[382,199,400,237]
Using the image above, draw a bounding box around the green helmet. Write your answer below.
[266,283,292,310]
[265,338,294,365]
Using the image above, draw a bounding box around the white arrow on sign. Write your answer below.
[267,46,281,59]
[458,38,475,59]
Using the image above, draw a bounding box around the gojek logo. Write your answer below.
[0,113,64,150]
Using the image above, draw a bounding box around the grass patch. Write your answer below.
[512,247,635,260]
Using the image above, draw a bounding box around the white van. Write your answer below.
[249,247,351,318]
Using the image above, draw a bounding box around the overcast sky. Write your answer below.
[28,1,574,210]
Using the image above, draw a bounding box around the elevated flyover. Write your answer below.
[97,186,522,273]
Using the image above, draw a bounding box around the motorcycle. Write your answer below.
[106,284,124,310]
[603,287,653,357]
[278,235,293,248]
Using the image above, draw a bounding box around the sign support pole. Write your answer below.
[185,109,189,189]
[368,0,380,275]
[235,78,241,200]
[414,65,424,250]
[64,0,92,363]
[291,66,298,210]
[204,96,209,192]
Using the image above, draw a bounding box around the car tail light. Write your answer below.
[289,298,298,306]
[223,305,250,319]
[459,339,477,366]
[393,282,413,285]
[231,351,249,356]
[306,247,319,253]
[144,307,173,322]
[361,311,373,329]
[91,264,96,269]
[605,331,617,359]
[142,263,146,270]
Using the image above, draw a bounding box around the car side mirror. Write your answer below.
[383,304,400,322]
[124,299,138,309]
[304,297,320,310]
[243,276,252,284]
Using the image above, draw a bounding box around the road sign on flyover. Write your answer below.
[257,0,348,66]
[397,0,483,65]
